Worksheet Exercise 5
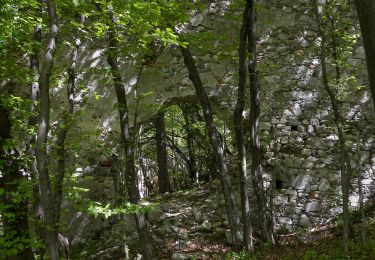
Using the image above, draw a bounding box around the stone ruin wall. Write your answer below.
[53,0,375,237]
[145,0,375,230]
[251,0,375,230]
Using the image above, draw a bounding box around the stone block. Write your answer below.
[305,201,321,212]
[318,178,330,191]
[299,214,311,227]
[292,174,312,190]
[279,217,293,226]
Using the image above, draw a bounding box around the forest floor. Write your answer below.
[147,183,375,259]
[72,183,375,259]
[147,183,233,259]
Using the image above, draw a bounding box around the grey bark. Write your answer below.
[54,14,84,225]
[35,0,59,259]
[248,0,273,243]
[313,0,352,256]
[234,0,253,252]
[155,111,171,193]
[180,46,241,244]
[354,0,375,108]
[28,8,42,251]
[356,131,365,245]
[106,10,154,259]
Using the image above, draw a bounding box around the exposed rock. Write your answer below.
[201,220,212,230]
[299,214,311,227]
[274,194,289,206]
[318,178,330,191]
[292,174,312,190]
[171,252,191,260]
[194,211,203,223]
[279,217,293,226]
[305,202,321,213]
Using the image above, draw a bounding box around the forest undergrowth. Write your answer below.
[71,184,375,259]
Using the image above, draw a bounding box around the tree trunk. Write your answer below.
[28,7,43,253]
[180,46,241,244]
[0,103,34,260]
[354,0,375,108]
[356,130,366,246]
[54,13,83,225]
[234,0,253,252]
[155,111,171,193]
[106,11,154,259]
[35,0,59,258]
[313,0,352,256]
[180,103,198,182]
[248,0,273,243]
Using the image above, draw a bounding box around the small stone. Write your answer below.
[326,134,339,141]
[279,217,293,226]
[202,220,212,230]
[259,122,271,131]
[274,195,289,206]
[305,201,321,212]
[180,231,188,240]
[171,252,190,260]
[301,149,311,156]
[307,125,314,134]
[280,136,289,144]
[299,214,311,227]
[292,174,312,190]
[318,178,330,191]
[194,211,203,223]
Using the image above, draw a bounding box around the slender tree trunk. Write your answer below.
[313,1,352,256]
[106,11,154,259]
[54,14,83,226]
[180,103,198,182]
[181,46,241,244]
[111,154,121,205]
[0,104,34,260]
[248,0,273,243]
[35,0,59,258]
[356,131,366,245]
[28,8,43,253]
[234,0,253,252]
[155,111,171,194]
[354,0,375,108]
[325,0,355,239]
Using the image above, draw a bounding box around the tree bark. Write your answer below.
[106,11,154,259]
[28,6,43,253]
[356,131,365,246]
[234,0,253,252]
[248,0,273,243]
[155,111,171,193]
[180,103,198,182]
[35,0,59,258]
[313,0,352,256]
[54,13,84,226]
[354,0,375,108]
[181,46,241,244]
[0,103,34,260]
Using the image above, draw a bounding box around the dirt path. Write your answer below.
[147,185,233,259]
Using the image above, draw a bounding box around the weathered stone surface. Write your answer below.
[292,174,312,190]
[201,220,212,230]
[318,178,330,191]
[299,214,311,227]
[171,252,191,260]
[274,195,289,206]
[279,217,293,226]
[305,202,321,213]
